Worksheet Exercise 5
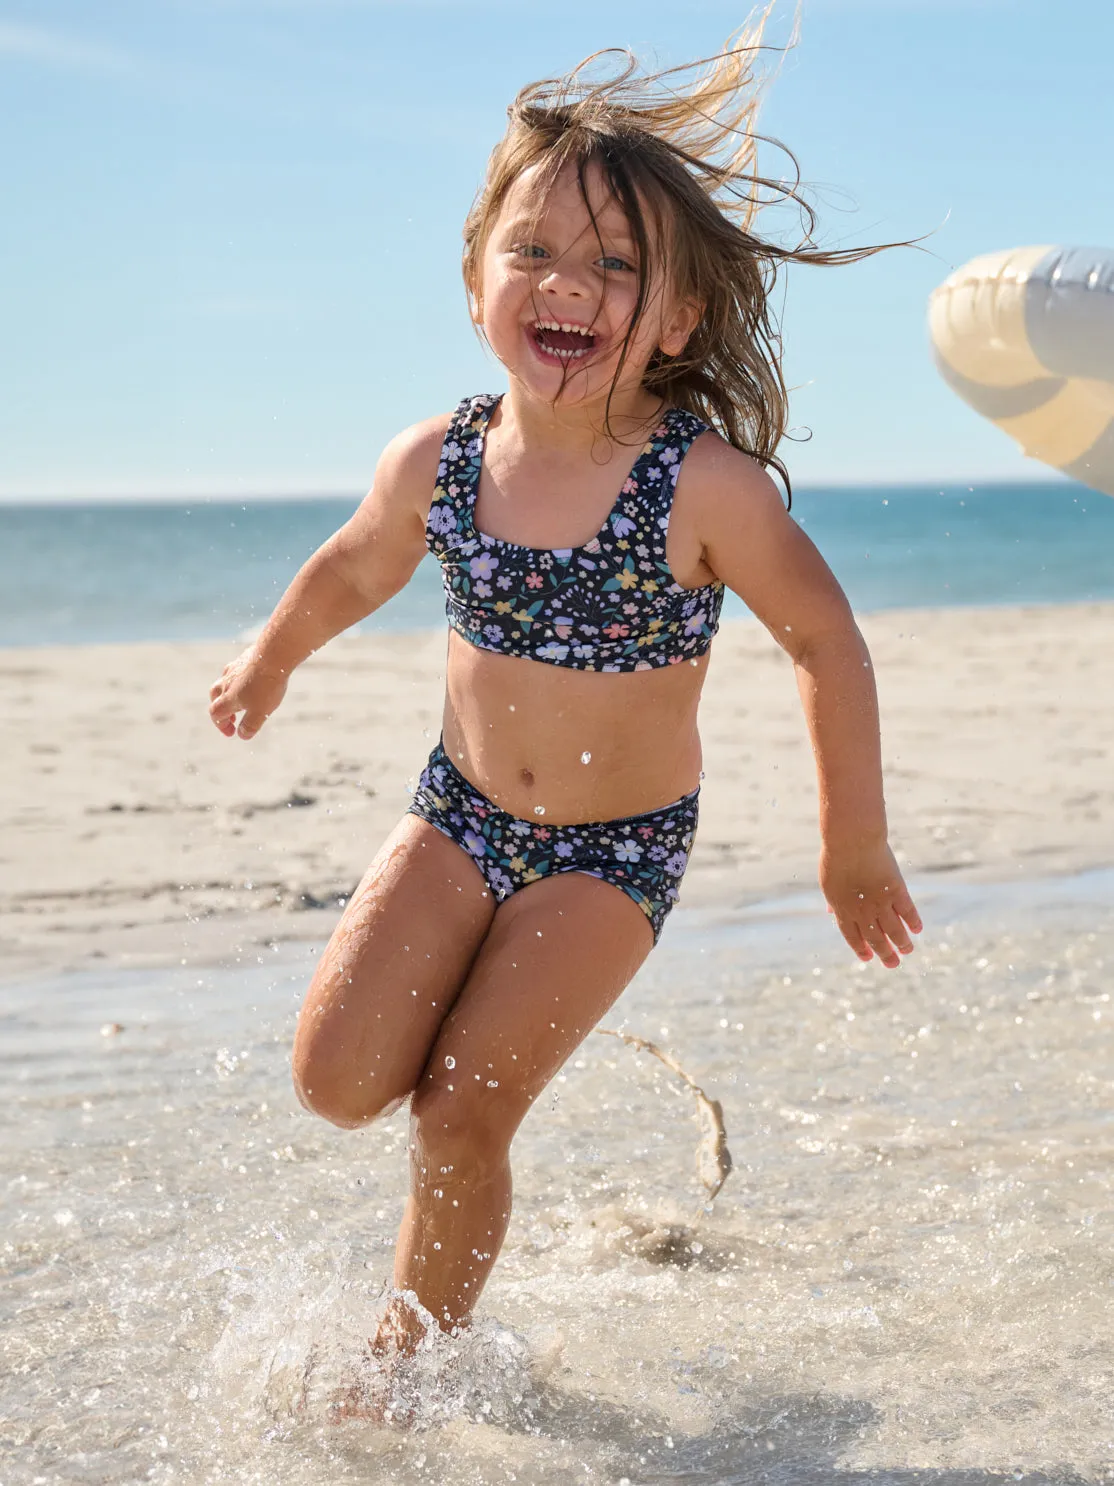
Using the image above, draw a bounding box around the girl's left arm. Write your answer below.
[685,437,922,968]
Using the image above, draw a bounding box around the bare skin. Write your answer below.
[208,159,922,1382]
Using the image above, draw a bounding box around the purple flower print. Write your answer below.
[659,445,679,465]
[428,503,457,537]
[470,553,499,581]
[611,513,637,539]
[684,610,707,636]
[536,642,570,663]
[475,581,492,598]
[664,850,688,876]
[483,624,503,645]
[613,840,643,863]
[648,845,668,862]
[463,830,486,857]
[554,841,575,858]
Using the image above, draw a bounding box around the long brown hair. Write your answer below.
[463,10,901,501]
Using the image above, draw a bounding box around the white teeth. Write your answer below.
[533,320,593,337]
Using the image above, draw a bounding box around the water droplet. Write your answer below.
[433,1188,444,1199]
[433,1242,442,1250]
[486,1079,499,1088]
[444,1055,456,1069]
[534,805,546,816]
[580,751,592,765]
[508,704,516,712]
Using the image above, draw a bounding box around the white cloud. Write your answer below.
[0,21,138,74]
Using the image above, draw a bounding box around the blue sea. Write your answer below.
[1,479,1111,646]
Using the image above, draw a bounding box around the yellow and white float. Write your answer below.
[929,245,1114,496]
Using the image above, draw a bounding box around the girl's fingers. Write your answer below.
[837,915,873,962]
[877,904,915,955]
[894,895,923,936]
[237,709,267,740]
[861,919,901,969]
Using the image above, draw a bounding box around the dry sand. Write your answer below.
[2,603,1111,980]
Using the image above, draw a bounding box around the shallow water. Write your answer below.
[2,872,1112,1484]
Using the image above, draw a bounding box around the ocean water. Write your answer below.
[3,870,1112,1485]
[1,479,1112,647]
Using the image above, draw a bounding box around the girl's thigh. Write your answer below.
[292,813,496,1127]
[412,871,656,1146]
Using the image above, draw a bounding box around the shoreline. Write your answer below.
[5,589,1114,654]
[3,601,1111,982]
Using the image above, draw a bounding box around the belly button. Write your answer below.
[520,768,535,788]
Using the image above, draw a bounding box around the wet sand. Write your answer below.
[1,601,1112,979]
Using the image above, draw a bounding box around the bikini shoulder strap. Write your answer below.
[637,406,712,518]
[426,394,499,557]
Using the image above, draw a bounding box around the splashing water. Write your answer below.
[2,870,1112,1483]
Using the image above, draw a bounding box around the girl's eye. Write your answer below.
[599,255,633,273]
[514,243,548,261]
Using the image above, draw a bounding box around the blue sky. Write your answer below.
[2,0,1112,498]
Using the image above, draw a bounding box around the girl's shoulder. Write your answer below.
[674,424,783,518]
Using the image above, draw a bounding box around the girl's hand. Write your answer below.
[820,840,922,969]
[208,649,289,740]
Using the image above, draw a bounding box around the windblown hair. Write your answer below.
[462,10,898,501]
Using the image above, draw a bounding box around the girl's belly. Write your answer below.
[440,631,709,825]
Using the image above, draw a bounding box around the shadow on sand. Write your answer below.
[515,1384,1089,1486]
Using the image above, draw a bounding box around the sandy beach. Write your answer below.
[2,601,1111,979]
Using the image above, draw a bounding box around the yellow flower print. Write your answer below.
[616,569,639,590]
[648,617,663,631]
[494,600,512,614]
[521,868,543,883]
[616,539,630,551]
[512,609,532,623]
[509,856,527,872]
[641,579,658,593]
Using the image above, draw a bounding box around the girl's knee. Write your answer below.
[409,1079,525,1172]
[292,1047,410,1130]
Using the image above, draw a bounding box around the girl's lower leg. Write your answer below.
[374,1120,515,1350]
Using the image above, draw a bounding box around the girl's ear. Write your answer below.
[659,298,703,358]
[468,286,484,325]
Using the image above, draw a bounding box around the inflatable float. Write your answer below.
[928,245,1114,496]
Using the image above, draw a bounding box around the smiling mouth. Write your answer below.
[531,320,598,361]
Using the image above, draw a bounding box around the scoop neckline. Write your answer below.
[464,393,678,560]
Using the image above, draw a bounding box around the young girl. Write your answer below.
[208,28,921,1375]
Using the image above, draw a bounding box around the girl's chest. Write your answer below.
[473,450,629,552]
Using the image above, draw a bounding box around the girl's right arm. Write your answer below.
[208,416,448,740]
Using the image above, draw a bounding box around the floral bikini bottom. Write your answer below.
[407,741,699,943]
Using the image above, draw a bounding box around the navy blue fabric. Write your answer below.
[408,740,699,942]
[426,394,724,672]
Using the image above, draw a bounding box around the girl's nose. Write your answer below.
[539,266,589,299]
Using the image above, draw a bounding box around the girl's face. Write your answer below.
[475,160,698,414]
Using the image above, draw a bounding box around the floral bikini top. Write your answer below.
[425,392,724,673]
